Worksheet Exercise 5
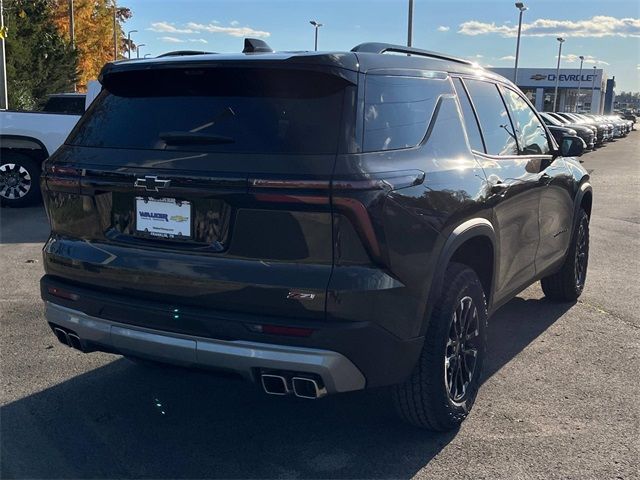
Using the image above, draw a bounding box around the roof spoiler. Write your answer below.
[351,42,473,66]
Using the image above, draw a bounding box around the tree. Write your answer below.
[51,0,132,91]
[4,0,78,109]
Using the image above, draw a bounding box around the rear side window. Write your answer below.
[463,79,518,156]
[42,96,85,115]
[363,75,448,152]
[500,87,550,155]
[68,68,349,154]
[452,78,484,152]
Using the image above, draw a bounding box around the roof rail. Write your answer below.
[156,50,214,58]
[351,42,473,66]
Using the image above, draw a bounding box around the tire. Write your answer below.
[393,263,488,431]
[541,209,589,301]
[0,151,42,207]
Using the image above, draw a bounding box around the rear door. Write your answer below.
[456,78,541,303]
[43,65,356,323]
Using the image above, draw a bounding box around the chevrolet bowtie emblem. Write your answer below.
[134,176,171,192]
[530,74,547,81]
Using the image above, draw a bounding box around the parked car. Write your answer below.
[546,112,602,146]
[0,83,100,206]
[556,112,612,143]
[40,93,87,115]
[539,112,595,150]
[40,40,592,431]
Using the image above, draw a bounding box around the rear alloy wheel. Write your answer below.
[393,263,487,431]
[0,153,42,207]
[541,208,589,301]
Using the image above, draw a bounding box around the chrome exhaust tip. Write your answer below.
[53,327,70,347]
[261,374,290,395]
[292,376,327,399]
[67,333,83,351]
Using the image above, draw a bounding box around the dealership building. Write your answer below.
[490,67,614,114]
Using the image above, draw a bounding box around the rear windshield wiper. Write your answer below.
[159,132,235,145]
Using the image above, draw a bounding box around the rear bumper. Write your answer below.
[45,301,366,394]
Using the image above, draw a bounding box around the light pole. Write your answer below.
[144,53,151,59]
[513,2,527,84]
[69,0,75,48]
[553,37,565,111]
[407,0,414,47]
[136,43,145,59]
[309,20,323,51]
[112,1,118,60]
[127,29,137,59]
[0,0,7,110]
[591,65,597,113]
[576,55,584,112]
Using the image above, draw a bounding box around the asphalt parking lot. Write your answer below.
[1,134,638,479]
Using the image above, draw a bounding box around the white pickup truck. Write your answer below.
[0,83,100,207]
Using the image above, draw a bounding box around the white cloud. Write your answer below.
[230,20,240,27]
[437,25,450,32]
[459,15,640,38]
[159,36,186,43]
[499,55,517,61]
[186,22,270,38]
[188,38,208,44]
[559,53,610,65]
[148,22,197,34]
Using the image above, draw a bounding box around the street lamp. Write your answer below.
[513,2,527,84]
[144,53,151,59]
[576,55,584,112]
[553,37,565,111]
[127,29,138,59]
[136,43,146,59]
[407,0,414,47]
[591,65,597,113]
[309,20,323,51]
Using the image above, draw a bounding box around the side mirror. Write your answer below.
[561,136,585,157]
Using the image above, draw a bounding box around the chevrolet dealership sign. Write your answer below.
[490,67,605,89]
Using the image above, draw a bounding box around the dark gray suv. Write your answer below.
[41,40,592,430]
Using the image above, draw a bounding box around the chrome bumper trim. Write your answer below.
[44,302,366,393]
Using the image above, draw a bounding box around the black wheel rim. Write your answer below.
[445,296,479,404]
[574,221,588,289]
[0,163,32,200]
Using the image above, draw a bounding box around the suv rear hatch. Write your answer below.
[42,60,358,329]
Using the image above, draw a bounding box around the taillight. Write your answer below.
[44,164,82,192]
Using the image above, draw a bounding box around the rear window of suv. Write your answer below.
[67,68,350,154]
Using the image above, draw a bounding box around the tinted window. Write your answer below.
[464,79,517,156]
[453,78,484,152]
[501,88,550,155]
[42,96,85,115]
[363,75,447,152]
[68,68,348,154]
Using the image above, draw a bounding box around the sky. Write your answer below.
[121,0,640,91]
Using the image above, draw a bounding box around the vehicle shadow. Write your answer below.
[0,205,49,244]
[0,295,574,479]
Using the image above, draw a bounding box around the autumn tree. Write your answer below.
[4,0,78,109]
[52,0,132,91]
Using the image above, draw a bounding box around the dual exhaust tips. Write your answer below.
[53,327,83,351]
[261,373,327,399]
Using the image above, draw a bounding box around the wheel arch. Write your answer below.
[420,218,497,336]
[574,181,593,228]
[0,135,50,161]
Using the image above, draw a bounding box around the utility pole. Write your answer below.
[407,0,414,47]
[553,37,565,111]
[0,0,8,110]
[591,65,597,113]
[113,1,118,60]
[576,55,584,112]
[513,2,527,84]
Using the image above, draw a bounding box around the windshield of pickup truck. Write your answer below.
[67,68,349,154]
